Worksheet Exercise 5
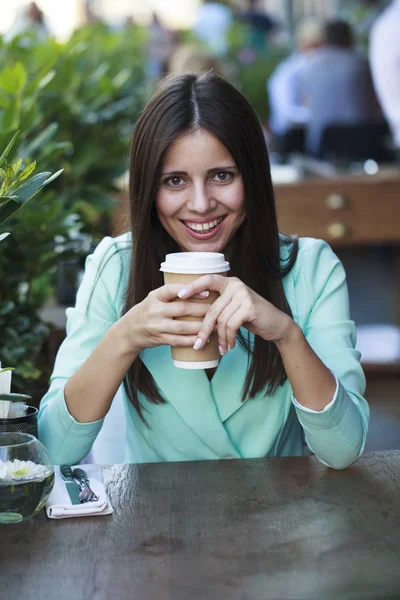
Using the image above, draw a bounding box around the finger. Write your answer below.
[193,291,234,350]
[164,301,210,319]
[154,283,198,303]
[161,318,203,337]
[215,303,242,354]
[177,274,229,299]
[219,306,244,352]
[164,335,198,348]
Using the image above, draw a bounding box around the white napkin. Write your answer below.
[45,464,113,519]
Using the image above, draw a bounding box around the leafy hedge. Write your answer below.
[0,23,148,396]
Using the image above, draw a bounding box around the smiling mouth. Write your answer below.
[181,216,226,234]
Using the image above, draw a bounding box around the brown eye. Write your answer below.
[213,172,233,182]
[166,176,184,186]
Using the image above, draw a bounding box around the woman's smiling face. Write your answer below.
[156,128,246,253]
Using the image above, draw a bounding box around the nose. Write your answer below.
[186,181,216,214]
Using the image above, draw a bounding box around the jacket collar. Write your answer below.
[140,342,247,458]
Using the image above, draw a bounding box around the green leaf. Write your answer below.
[18,123,58,159]
[0,131,20,169]
[37,69,57,90]
[0,367,15,374]
[4,161,14,186]
[11,158,22,176]
[0,169,62,225]
[3,101,20,132]
[11,172,51,202]
[0,63,27,94]
[0,197,20,225]
[17,161,36,182]
[25,66,56,96]
[0,392,32,402]
[42,169,63,186]
[0,195,19,204]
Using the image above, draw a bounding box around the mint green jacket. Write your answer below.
[38,234,369,469]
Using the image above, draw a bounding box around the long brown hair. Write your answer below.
[123,71,298,423]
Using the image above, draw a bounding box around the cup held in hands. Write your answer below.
[160,252,230,369]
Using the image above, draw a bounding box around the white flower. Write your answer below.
[0,459,50,481]
[0,462,7,479]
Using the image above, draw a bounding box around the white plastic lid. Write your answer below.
[160,252,230,274]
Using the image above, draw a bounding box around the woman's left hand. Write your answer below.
[177,275,295,354]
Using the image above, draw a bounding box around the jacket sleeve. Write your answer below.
[38,236,127,465]
[292,238,369,469]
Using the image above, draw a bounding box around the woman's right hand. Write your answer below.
[118,284,211,355]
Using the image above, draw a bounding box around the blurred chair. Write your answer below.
[272,126,306,159]
[318,121,395,162]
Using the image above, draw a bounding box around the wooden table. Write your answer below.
[1,451,400,599]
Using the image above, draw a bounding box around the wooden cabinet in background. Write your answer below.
[274,172,400,248]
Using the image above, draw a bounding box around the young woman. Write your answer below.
[38,71,369,468]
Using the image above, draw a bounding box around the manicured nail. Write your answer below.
[178,288,188,298]
[228,344,231,351]
[199,291,209,298]
[219,345,225,356]
[193,338,203,350]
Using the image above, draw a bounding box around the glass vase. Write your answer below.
[0,432,54,523]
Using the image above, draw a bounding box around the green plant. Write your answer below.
[0,131,62,242]
[0,23,149,232]
[0,24,149,398]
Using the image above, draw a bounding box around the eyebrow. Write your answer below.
[161,165,239,176]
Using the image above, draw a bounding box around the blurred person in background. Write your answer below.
[146,12,176,81]
[369,0,400,160]
[301,19,379,156]
[268,18,324,137]
[5,1,50,42]
[237,0,279,52]
[193,0,233,57]
[167,44,227,78]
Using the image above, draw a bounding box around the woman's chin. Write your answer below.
[182,239,225,254]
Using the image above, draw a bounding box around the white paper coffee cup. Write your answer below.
[160,252,230,369]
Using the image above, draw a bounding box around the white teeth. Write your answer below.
[184,217,223,232]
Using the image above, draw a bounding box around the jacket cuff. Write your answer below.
[292,371,339,414]
[293,375,355,430]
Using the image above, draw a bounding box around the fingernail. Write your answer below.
[199,291,209,298]
[193,338,203,350]
[219,345,225,356]
[178,288,188,298]
[228,344,231,351]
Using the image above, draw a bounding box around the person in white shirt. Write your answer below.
[369,0,400,151]
[267,18,324,136]
[302,19,379,156]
